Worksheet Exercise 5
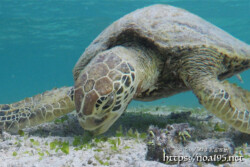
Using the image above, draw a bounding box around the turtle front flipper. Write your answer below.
[180,48,250,134]
[193,79,249,134]
[74,45,162,135]
[0,87,75,133]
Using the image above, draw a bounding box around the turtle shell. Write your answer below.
[73,4,249,81]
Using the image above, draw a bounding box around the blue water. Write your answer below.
[0,0,249,108]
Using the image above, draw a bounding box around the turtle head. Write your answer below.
[74,49,137,135]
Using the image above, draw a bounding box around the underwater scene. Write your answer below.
[0,0,249,166]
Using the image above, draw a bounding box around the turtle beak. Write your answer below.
[74,70,120,134]
[73,49,136,135]
[76,90,120,135]
[79,112,120,135]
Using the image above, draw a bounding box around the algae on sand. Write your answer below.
[0,105,249,166]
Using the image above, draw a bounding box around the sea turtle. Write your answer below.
[0,4,249,135]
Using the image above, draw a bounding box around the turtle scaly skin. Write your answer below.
[179,48,250,134]
[0,87,75,133]
[74,45,161,134]
[0,5,249,135]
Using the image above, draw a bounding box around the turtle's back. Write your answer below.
[74,4,249,80]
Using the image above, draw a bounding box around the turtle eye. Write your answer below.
[102,93,115,110]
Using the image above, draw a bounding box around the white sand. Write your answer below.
[0,106,249,167]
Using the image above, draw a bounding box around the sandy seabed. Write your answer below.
[0,105,249,167]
